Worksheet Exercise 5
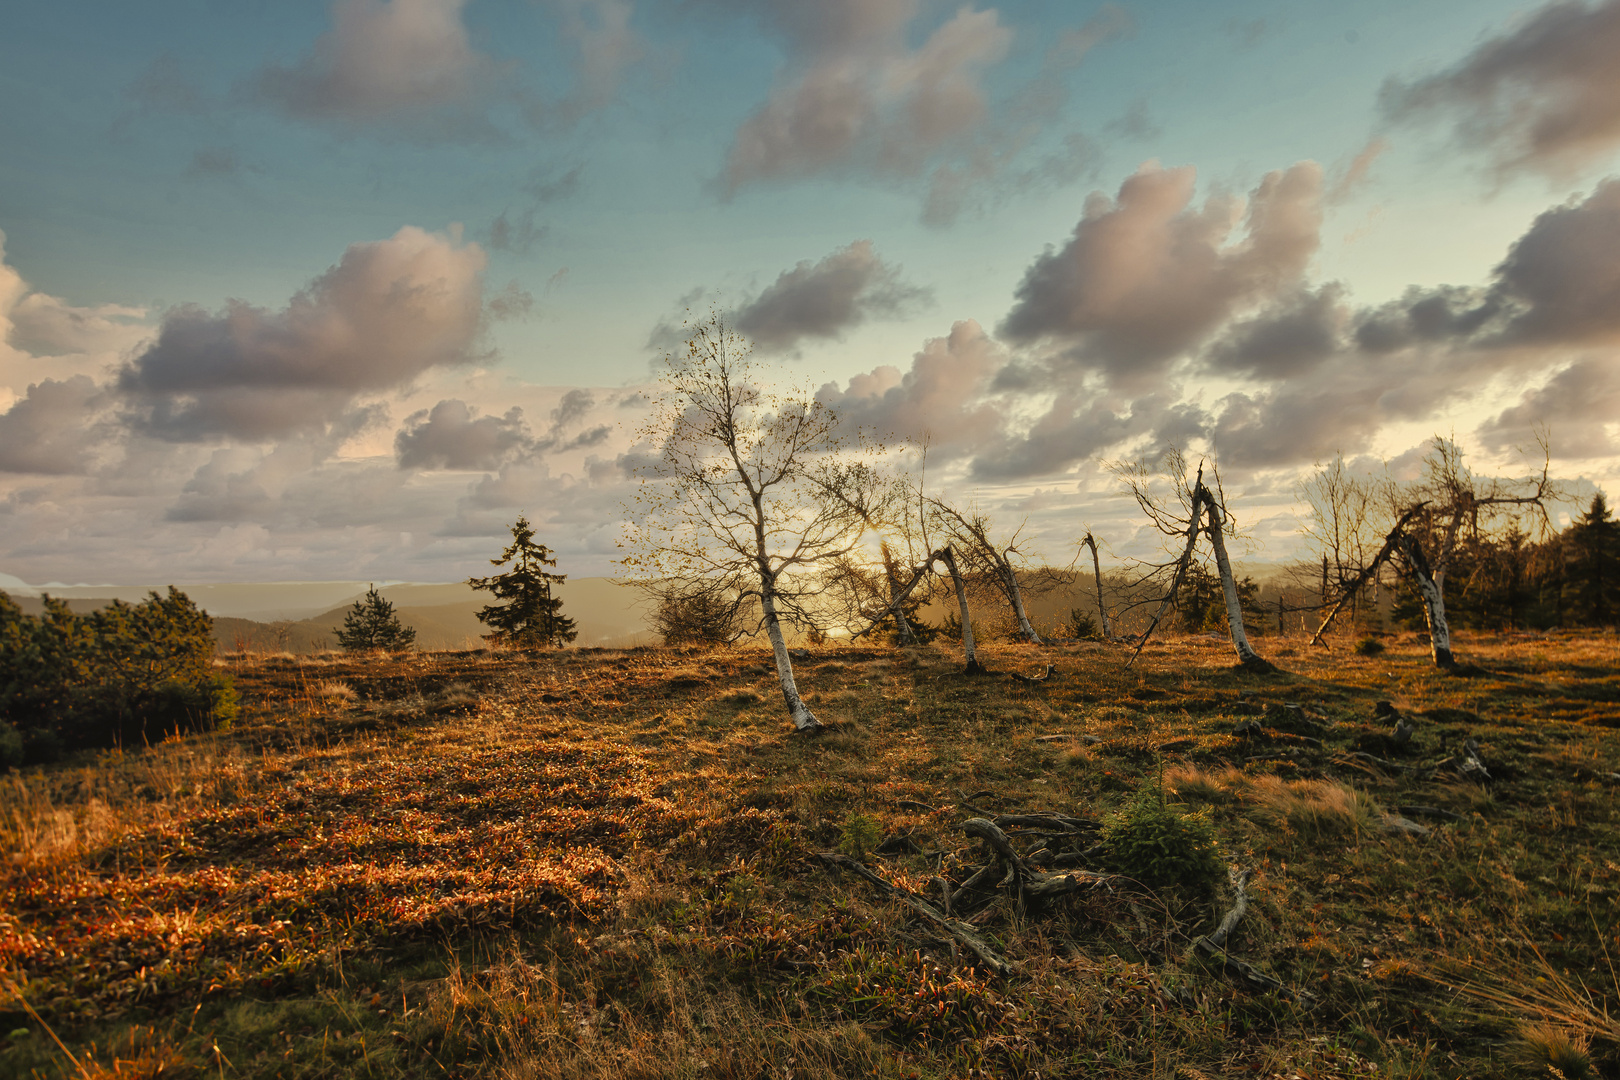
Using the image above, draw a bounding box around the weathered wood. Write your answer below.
[1309,505,1423,646]
[1080,531,1113,641]
[1192,868,1315,1000]
[1126,484,1207,669]
[936,546,985,674]
[1199,481,1272,672]
[1397,531,1455,667]
[848,550,941,643]
[816,852,1015,975]
[992,813,1101,834]
[1007,664,1058,685]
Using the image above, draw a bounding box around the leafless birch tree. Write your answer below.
[622,313,872,731]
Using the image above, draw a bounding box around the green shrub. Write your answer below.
[0,587,235,754]
[1353,636,1386,656]
[1063,609,1102,640]
[1100,780,1225,895]
[837,811,882,861]
[0,724,21,770]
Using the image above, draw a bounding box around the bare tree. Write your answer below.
[1078,531,1113,640]
[1305,435,1560,667]
[925,499,1050,644]
[622,313,872,731]
[1113,450,1272,672]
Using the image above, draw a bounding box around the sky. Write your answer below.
[3,0,1620,587]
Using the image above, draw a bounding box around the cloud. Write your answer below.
[719,1,1013,191]
[118,225,487,441]
[732,240,930,351]
[1488,177,1620,344]
[815,319,1006,453]
[999,161,1325,384]
[524,164,584,203]
[488,210,545,254]
[0,377,109,475]
[547,0,645,125]
[395,399,535,470]
[1381,0,1620,181]
[7,291,147,357]
[1203,285,1348,379]
[252,0,504,136]
[1481,358,1620,458]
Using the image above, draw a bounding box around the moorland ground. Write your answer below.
[2,630,1618,1079]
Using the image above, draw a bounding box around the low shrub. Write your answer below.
[1354,636,1386,656]
[1099,779,1225,895]
[0,587,236,758]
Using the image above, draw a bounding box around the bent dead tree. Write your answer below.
[1079,531,1114,640]
[929,500,1046,644]
[1121,460,1272,672]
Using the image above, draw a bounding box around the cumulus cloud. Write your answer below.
[720,0,1010,190]
[1488,177,1620,343]
[1480,357,1620,457]
[0,377,110,475]
[1203,285,1348,379]
[395,399,534,470]
[999,161,1325,384]
[1381,0,1620,181]
[118,225,487,441]
[815,319,1006,453]
[253,0,503,134]
[733,240,930,352]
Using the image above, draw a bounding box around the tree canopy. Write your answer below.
[335,585,417,652]
[469,516,578,648]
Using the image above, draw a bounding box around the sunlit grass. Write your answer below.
[1,631,1617,1078]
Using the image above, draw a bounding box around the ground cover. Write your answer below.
[1,631,1617,1078]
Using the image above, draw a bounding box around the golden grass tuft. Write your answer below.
[1242,775,1381,835]
[1506,1021,1595,1080]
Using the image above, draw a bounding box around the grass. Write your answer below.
[0,630,1618,1078]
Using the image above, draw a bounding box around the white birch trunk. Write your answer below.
[937,547,984,674]
[1396,534,1454,667]
[760,589,821,730]
[888,571,917,646]
[1202,489,1265,668]
[1002,563,1042,644]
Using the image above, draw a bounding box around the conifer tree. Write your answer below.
[468,515,578,648]
[336,585,417,651]
[1562,493,1620,626]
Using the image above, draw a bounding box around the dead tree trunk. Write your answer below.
[849,551,939,643]
[1199,483,1270,671]
[1396,532,1454,667]
[999,559,1043,644]
[874,543,918,645]
[760,586,821,730]
[1080,532,1112,640]
[1308,506,1423,646]
[1126,487,1207,668]
[937,546,985,675]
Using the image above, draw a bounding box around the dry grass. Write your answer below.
[2,631,1618,1079]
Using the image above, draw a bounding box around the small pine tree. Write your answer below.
[468,515,578,648]
[1562,493,1620,627]
[336,586,417,652]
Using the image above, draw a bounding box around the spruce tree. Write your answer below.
[468,515,578,648]
[1562,493,1620,626]
[336,585,417,651]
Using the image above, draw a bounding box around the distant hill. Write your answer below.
[8,578,659,654]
